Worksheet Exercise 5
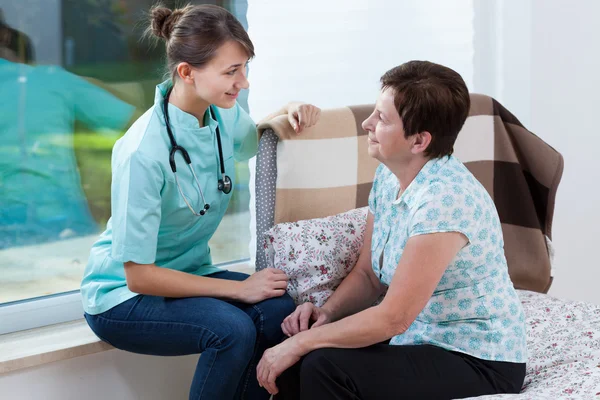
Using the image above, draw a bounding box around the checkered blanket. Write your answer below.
[254,94,563,294]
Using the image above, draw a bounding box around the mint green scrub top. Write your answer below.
[81,80,258,315]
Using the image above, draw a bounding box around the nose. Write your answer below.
[235,68,250,90]
[362,112,375,133]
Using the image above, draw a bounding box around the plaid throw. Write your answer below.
[254,94,564,293]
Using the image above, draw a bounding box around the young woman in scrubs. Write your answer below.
[81,5,320,400]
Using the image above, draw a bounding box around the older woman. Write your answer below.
[256,61,527,400]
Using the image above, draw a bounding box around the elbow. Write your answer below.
[125,274,143,294]
[378,305,412,337]
[392,319,411,336]
[124,262,148,294]
[386,318,411,338]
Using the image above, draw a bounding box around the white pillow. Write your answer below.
[262,207,368,306]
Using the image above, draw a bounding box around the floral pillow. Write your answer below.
[262,207,368,306]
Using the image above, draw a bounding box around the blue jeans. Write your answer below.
[84,271,296,400]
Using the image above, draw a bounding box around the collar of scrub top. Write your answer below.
[161,85,231,216]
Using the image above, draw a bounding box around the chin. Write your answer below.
[213,99,237,109]
[367,146,379,160]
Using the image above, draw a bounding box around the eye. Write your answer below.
[226,69,237,76]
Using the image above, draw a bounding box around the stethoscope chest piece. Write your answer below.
[218,175,232,194]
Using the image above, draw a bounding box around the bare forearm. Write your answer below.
[322,268,385,322]
[125,263,242,300]
[297,232,469,353]
[297,305,401,352]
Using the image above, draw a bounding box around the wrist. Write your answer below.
[321,304,337,322]
[227,280,244,302]
[292,331,314,355]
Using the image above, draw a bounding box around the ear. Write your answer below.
[176,62,195,84]
[410,131,432,155]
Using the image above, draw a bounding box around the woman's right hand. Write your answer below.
[281,303,332,337]
[238,268,289,303]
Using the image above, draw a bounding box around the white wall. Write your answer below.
[246,0,475,120]
[491,0,600,304]
[0,350,198,400]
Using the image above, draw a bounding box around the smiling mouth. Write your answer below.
[226,92,238,96]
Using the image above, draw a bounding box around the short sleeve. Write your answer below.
[232,102,258,161]
[59,69,135,132]
[409,183,480,244]
[111,151,163,264]
[368,164,384,214]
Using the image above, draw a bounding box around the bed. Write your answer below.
[469,290,600,399]
[249,94,600,399]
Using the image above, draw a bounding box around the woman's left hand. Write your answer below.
[287,103,321,134]
[257,338,304,395]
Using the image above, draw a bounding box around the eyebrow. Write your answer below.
[226,60,250,69]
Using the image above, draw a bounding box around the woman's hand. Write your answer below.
[281,302,332,337]
[237,268,289,303]
[287,103,321,134]
[257,338,304,395]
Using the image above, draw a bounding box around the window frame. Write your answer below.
[0,258,250,335]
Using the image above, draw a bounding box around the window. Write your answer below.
[0,0,251,332]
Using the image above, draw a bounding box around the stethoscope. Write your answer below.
[163,87,232,216]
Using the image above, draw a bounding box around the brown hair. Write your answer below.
[147,4,254,81]
[380,61,470,159]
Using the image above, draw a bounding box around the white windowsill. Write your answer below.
[0,319,112,374]
[0,262,255,374]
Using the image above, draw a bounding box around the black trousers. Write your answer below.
[275,344,525,400]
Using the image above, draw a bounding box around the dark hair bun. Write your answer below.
[150,6,183,40]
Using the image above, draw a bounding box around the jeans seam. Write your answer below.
[92,313,224,349]
[85,314,117,348]
[123,295,143,321]
[92,314,239,400]
[195,346,218,400]
[240,304,264,399]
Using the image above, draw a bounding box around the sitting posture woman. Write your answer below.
[257,60,527,400]
[81,4,320,400]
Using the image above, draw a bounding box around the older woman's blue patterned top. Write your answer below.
[368,155,527,363]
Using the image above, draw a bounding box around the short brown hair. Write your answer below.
[380,61,470,159]
[147,4,254,81]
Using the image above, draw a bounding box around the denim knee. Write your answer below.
[255,294,296,343]
[219,313,257,359]
[271,293,296,320]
